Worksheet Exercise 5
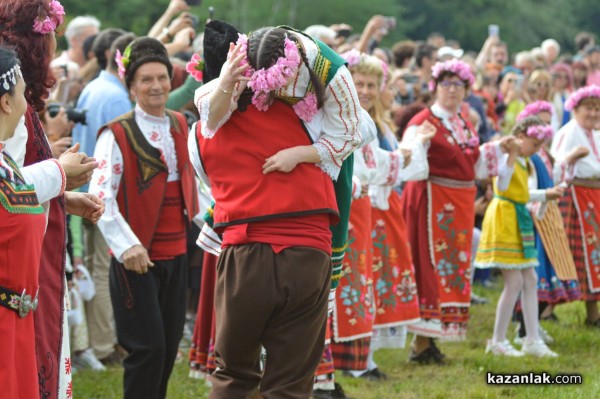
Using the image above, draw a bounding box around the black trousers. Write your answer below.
[109,255,187,399]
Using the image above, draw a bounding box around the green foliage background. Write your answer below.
[60,0,599,55]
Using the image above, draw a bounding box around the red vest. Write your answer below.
[107,110,198,255]
[197,101,339,232]
[407,108,480,181]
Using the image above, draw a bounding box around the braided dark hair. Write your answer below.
[242,27,325,111]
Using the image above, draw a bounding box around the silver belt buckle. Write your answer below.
[18,288,39,318]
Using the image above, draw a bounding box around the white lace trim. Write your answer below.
[314,141,341,180]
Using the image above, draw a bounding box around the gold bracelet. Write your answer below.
[218,84,232,95]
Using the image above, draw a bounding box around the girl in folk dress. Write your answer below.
[476,116,563,357]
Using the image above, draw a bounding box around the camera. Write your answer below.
[47,103,87,125]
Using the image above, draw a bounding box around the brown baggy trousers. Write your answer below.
[209,243,331,399]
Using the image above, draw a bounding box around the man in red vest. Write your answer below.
[89,37,198,399]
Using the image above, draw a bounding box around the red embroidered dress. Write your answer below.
[0,152,46,399]
[401,105,501,340]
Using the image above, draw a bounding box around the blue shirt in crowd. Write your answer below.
[72,70,131,192]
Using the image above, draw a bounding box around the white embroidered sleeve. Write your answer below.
[368,146,404,187]
[313,67,362,180]
[399,140,429,182]
[21,159,66,204]
[475,141,503,179]
[90,128,141,262]
[5,116,28,167]
[194,79,235,139]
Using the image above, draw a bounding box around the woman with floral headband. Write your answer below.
[0,1,101,397]
[329,50,433,381]
[475,116,563,357]
[401,59,511,364]
[551,85,600,328]
[192,25,364,399]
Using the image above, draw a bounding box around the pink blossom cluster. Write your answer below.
[186,53,204,82]
[429,59,475,91]
[247,36,300,93]
[234,34,318,121]
[526,125,553,141]
[565,84,600,111]
[115,50,127,79]
[340,49,361,68]
[32,0,64,35]
[517,101,554,121]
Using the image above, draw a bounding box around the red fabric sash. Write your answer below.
[572,185,600,292]
[428,181,476,307]
[333,197,375,341]
[371,191,420,328]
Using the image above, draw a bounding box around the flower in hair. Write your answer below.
[32,0,64,35]
[115,46,131,80]
[247,36,301,94]
[340,49,361,68]
[235,34,254,78]
[565,84,600,111]
[430,59,475,91]
[526,125,553,141]
[186,53,204,82]
[517,101,554,121]
[292,93,318,122]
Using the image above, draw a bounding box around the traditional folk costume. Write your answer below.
[475,156,540,269]
[551,118,600,301]
[91,105,198,399]
[330,124,422,371]
[369,124,426,351]
[9,105,73,399]
[0,144,66,399]
[191,27,363,399]
[402,103,502,340]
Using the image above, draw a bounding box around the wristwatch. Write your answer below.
[162,27,174,41]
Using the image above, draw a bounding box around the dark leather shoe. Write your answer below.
[409,345,445,365]
[313,383,351,399]
[364,368,388,380]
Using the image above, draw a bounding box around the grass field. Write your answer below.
[74,284,600,398]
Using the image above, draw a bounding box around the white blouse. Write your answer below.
[194,33,363,181]
[551,119,600,182]
[402,103,503,180]
[90,105,181,262]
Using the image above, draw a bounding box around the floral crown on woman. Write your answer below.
[429,59,474,91]
[32,0,64,35]
[565,84,600,111]
[517,101,554,121]
[341,49,388,92]
[526,124,553,141]
[226,32,317,122]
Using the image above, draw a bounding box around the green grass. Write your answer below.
[74,285,600,398]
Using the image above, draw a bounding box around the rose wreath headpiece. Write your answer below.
[429,59,475,92]
[517,101,554,122]
[32,0,65,35]
[526,124,553,141]
[565,84,600,112]
[232,32,318,122]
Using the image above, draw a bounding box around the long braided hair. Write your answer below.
[239,27,325,112]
